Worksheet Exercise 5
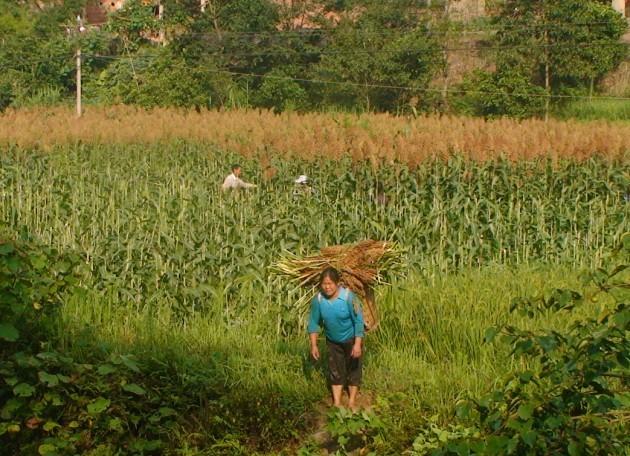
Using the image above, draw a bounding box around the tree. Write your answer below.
[454,68,547,119]
[106,0,161,47]
[172,0,325,108]
[84,47,233,109]
[459,0,628,118]
[0,0,85,108]
[312,1,444,112]
[253,66,309,112]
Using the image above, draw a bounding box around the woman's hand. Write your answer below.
[309,333,320,360]
[351,341,362,358]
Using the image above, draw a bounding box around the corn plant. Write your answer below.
[0,144,627,332]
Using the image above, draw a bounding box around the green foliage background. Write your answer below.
[1,0,629,452]
[0,143,628,454]
[1,144,627,327]
[0,0,627,117]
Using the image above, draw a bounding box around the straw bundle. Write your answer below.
[274,240,405,331]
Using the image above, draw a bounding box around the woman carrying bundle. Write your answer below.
[308,267,365,410]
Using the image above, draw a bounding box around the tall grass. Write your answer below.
[1,144,626,326]
[1,107,630,163]
[1,140,625,451]
[58,265,593,417]
[556,99,630,121]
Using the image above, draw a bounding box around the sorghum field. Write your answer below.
[1,108,628,455]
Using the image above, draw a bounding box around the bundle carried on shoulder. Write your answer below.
[274,240,406,332]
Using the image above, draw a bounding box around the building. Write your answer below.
[448,0,486,21]
[85,0,155,23]
[85,1,107,25]
[449,0,627,20]
[84,0,628,28]
[98,0,134,13]
[83,0,164,43]
[612,0,629,17]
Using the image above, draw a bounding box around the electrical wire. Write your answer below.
[79,53,630,102]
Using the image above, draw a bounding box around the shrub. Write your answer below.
[417,237,630,455]
[254,68,309,112]
[0,235,310,454]
[453,68,547,119]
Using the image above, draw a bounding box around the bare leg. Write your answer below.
[331,385,343,407]
[348,386,359,411]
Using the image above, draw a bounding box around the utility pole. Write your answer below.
[158,0,165,45]
[543,17,550,122]
[76,48,82,117]
[75,15,86,118]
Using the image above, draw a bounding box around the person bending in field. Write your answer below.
[293,174,317,200]
[221,164,257,191]
[308,267,365,410]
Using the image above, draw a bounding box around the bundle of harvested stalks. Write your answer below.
[274,240,406,331]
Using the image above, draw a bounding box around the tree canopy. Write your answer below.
[0,0,627,117]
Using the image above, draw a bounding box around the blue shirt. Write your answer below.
[307,287,365,343]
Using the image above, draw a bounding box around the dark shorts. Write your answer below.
[327,338,362,387]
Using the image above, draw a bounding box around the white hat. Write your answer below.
[295,175,308,184]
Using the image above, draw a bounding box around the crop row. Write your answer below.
[2,107,630,164]
[1,144,627,329]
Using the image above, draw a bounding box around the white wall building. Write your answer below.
[612,0,629,17]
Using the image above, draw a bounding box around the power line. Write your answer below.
[79,54,630,102]
[78,14,628,43]
[81,41,629,61]
[177,20,628,38]
[3,34,625,71]
[195,69,630,101]
[77,52,459,71]
[77,38,630,75]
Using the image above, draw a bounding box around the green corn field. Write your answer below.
[1,142,627,339]
[2,144,627,315]
[1,141,628,453]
